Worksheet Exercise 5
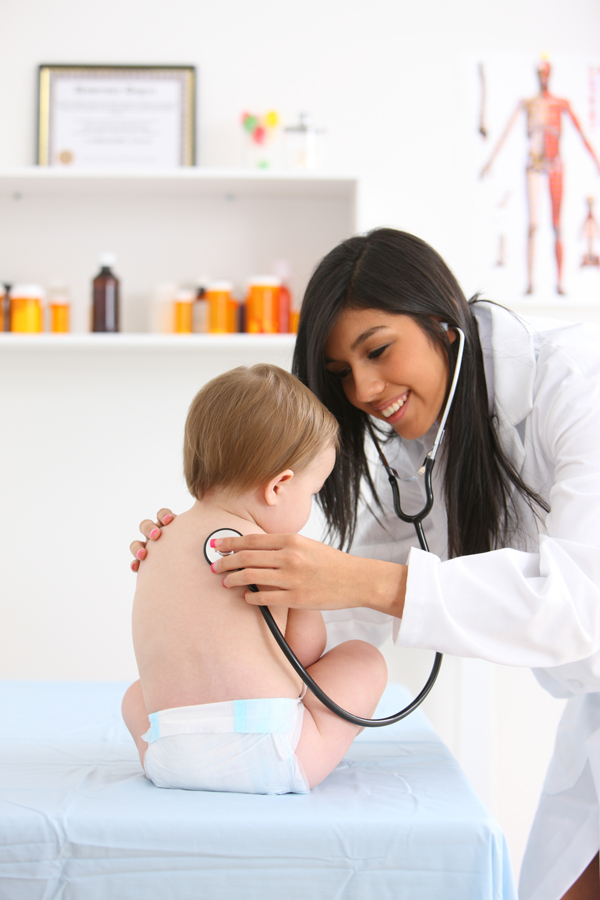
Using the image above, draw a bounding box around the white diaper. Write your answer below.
[142,697,309,795]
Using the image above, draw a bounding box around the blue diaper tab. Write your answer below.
[142,698,302,743]
[143,713,161,744]
[233,698,297,734]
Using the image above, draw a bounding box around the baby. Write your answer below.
[122,364,387,794]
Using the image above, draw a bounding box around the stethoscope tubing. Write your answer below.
[252,457,442,727]
[207,455,442,727]
[204,324,464,727]
[256,596,442,727]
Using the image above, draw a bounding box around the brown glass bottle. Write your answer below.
[92,254,120,332]
[1,283,11,331]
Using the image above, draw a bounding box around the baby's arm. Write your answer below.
[285,609,327,669]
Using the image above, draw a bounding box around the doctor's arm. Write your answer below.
[398,362,600,671]
[129,512,408,617]
[211,532,408,619]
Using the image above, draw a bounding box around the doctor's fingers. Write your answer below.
[213,548,281,576]
[220,564,288,592]
[210,531,298,556]
[130,540,148,567]
[243,588,296,609]
[156,508,176,526]
[137,511,176,543]
[130,511,177,572]
[138,518,163,542]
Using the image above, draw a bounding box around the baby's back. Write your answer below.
[133,506,301,714]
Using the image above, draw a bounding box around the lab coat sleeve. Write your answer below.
[397,345,600,671]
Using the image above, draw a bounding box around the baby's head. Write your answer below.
[183,364,339,533]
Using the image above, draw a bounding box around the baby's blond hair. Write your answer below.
[183,364,339,499]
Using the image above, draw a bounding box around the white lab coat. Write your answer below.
[322,301,600,900]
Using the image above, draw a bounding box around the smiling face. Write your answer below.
[324,308,451,441]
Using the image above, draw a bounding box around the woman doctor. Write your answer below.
[131,229,600,900]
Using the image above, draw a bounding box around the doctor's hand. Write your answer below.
[209,532,407,619]
[129,508,176,572]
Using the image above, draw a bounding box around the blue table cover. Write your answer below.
[0,681,516,900]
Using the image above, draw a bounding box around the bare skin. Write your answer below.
[123,443,387,789]
[131,516,406,616]
[132,505,303,715]
[130,311,447,620]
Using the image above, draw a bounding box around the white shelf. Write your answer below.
[0,333,297,351]
[0,168,358,334]
[0,167,357,199]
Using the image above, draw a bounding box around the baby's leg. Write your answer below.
[285,608,327,668]
[295,640,387,789]
[121,680,150,768]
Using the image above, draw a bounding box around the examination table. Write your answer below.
[0,681,517,899]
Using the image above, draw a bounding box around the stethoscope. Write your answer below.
[203,324,466,728]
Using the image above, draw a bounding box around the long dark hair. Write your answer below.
[293,228,548,556]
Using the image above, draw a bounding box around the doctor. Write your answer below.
[131,228,600,900]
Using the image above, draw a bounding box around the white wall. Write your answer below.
[2,0,599,289]
[2,0,600,883]
[0,336,296,680]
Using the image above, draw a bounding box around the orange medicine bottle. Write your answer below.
[173,288,195,333]
[48,283,70,333]
[10,284,44,332]
[207,281,234,333]
[245,276,281,333]
[272,260,293,333]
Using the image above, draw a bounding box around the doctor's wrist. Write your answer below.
[356,557,407,619]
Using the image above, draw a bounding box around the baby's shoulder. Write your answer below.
[139,507,202,569]
[163,510,267,563]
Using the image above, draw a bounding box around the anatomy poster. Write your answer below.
[464,54,600,307]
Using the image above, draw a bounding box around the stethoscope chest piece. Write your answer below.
[203,528,243,566]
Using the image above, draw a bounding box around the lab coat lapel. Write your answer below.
[486,303,536,475]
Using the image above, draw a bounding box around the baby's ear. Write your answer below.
[263,470,294,506]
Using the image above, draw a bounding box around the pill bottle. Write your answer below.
[207,281,234,334]
[0,284,9,332]
[92,253,120,333]
[150,283,177,333]
[10,284,44,333]
[173,288,195,333]
[245,276,281,334]
[228,294,240,333]
[48,282,71,333]
[193,277,209,334]
[272,260,292,333]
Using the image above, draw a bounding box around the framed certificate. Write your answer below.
[37,65,196,169]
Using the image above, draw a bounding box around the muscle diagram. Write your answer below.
[482,59,600,294]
